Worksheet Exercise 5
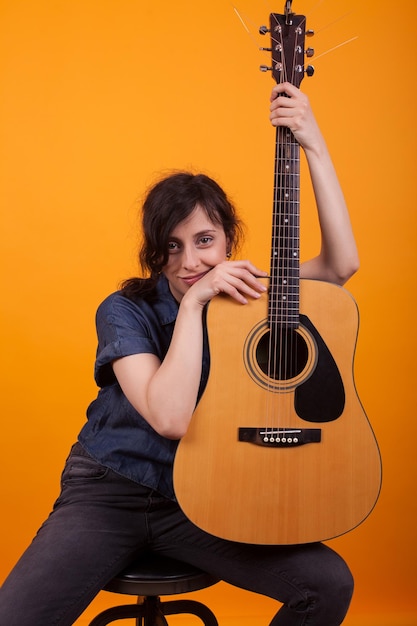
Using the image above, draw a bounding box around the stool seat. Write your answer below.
[104,552,219,596]
[89,552,219,626]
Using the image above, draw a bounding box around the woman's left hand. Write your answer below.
[269,82,321,152]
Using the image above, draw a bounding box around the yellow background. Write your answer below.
[1,1,416,624]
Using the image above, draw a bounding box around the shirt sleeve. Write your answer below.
[93,292,158,388]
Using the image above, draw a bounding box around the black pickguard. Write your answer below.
[295,314,345,422]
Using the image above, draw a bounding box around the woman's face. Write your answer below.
[162,204,229,302]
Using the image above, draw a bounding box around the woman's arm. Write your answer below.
[113,260,267,439]
[269,82,359,285]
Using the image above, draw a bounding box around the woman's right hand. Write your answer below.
[182,260,268,309]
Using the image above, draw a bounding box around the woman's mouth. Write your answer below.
[181,271,209,286]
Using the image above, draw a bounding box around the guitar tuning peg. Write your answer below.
[305,65,315,77]
[306,47,314,58]
[259,25,270,35]
[259,47,273,52]
[260,65,273,73]
[306,29,315,37]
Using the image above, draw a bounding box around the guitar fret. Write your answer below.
[269,303,299,309]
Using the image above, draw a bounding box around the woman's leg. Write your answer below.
[149,496,354,626]
[1,445,353,626]
[0,444,151,626]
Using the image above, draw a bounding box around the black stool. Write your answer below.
[88,552,219,626]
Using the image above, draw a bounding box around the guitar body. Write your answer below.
[174,279,381,544]
[174,7,381,545]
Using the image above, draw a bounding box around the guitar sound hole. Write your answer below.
[255,329,309,380]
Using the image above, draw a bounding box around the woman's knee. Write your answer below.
[309,546,354,624]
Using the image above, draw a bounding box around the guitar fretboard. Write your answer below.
[269,126,300,330]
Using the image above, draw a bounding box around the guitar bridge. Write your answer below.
[238,427,321,447]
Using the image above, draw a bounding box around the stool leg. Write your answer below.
[88,597,218,626]
[88,596,169,626]
[88,603,146,626]
[140,596,169,626]
[161,599,219,626]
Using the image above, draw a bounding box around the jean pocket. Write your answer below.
[61,452,109,484]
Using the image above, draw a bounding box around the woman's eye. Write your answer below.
[199,236,213,245]
[168,241,180,252]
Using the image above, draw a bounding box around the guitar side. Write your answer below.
[173,279,382,545]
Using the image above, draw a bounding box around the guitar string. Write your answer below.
[290,21,302,428]
[268,14,305,442]
[270,18,287,442]
[288,18,303,439]
[267,19,281,442]
[271,19,288,443]
[290,23,303,436]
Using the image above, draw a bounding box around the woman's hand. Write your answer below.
[269,82,322,153]
[182,260,268,308]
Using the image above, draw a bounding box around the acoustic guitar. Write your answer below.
[173,3,381,545]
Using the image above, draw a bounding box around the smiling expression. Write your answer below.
[162,204,229,302]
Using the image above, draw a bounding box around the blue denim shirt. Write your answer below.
[78,275,210,500]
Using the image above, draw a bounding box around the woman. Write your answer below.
[0,83,359,625]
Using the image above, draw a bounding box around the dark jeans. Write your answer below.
[0,443,353,625]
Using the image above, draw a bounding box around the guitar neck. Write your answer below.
[269,125,300,330]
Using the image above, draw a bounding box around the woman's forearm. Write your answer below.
[301,137,359,285]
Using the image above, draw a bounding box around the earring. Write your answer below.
[226,251,232,259]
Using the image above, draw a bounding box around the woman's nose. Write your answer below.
[182,245,200,270]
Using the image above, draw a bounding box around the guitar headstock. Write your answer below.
[260,2,314,88]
